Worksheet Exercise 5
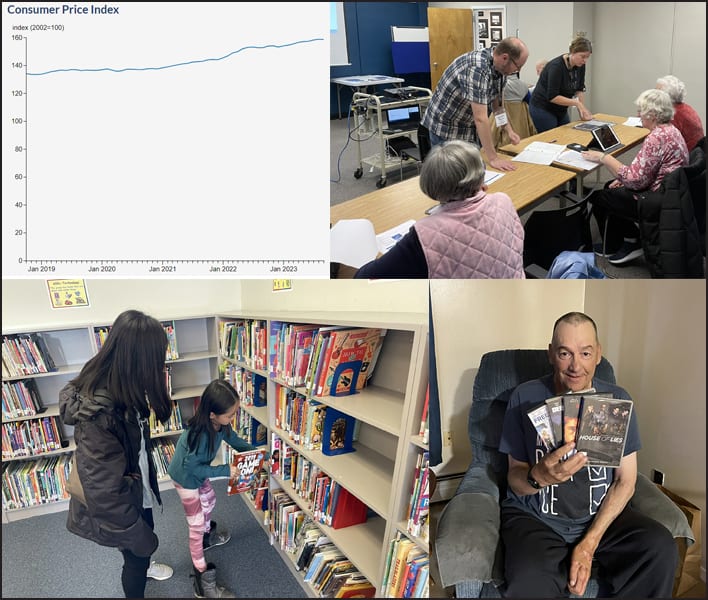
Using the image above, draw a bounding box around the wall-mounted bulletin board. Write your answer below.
[474,7,506,50]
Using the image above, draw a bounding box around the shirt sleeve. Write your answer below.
[223,425,256,452]
[354,227,428,278]
[617,132,663,191]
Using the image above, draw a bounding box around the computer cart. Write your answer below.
[350,87,432,188]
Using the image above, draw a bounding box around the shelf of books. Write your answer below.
[2,324,94,523]
[2,315,220,520]
[215,311,429,597]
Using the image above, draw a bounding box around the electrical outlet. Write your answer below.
[443,430,453,446]
[651,469,665,485]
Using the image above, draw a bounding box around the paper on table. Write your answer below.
[623,116,643,127]
[484,169,505,185]
[376,219,416,254]
[554,149,601,171]
[511,141,565,165]
[330,219,379,268]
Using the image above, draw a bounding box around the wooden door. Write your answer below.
[428,7,474,91]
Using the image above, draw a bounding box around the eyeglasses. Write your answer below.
[508,55,521,73]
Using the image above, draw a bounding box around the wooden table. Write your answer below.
[331,159,575,233]
[500,113,650,195]
[330,159,575,277]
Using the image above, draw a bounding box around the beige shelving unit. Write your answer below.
[2,315,220,520]
[215,310,429,598]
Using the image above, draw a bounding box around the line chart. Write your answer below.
[2,2,330,277]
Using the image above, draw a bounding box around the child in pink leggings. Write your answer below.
[168,379,256,597]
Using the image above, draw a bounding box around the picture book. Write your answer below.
[226,448,267,495]
[321,328,386,397]
[575,396,633,467]
[334,581,377,598]
[526,402,555,452]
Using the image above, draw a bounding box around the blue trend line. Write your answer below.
[28,38,323,76]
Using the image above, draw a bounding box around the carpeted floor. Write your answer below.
[1,479,305,598]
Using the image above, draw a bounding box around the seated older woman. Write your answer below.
[355,140,525,279]
[582,88,689,265]
[656,75,705,152]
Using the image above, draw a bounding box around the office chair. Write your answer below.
[522,196,593,277]
[433,349,695,598]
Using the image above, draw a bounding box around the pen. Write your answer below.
[548,139,557,143]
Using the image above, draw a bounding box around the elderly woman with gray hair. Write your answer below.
[355,140,525,279]
[582,88,689,265]
[656,74,704,151]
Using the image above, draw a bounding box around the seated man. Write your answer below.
[498,311,677,597]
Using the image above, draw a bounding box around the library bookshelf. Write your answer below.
[2,309,429,597]
[215,310,429,597]
[1,315,219,523]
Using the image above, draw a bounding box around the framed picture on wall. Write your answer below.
[490,11,502,26]
[478,19,489,39]
[491,28,502,42]
[478,41,486,49]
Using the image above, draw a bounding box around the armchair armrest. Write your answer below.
[435,491,499,588]
[630,472,695,544]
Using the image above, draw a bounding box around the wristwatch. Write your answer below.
[527,465,543,490]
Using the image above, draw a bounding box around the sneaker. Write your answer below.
[146,561,173,581]
[608,242,643,265]
[593,243,612,257]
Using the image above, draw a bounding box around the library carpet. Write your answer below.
[1,479,303,598]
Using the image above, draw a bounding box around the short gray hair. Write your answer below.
[419,140,485,203]
[656,74,686,104]
[635,88,674,124]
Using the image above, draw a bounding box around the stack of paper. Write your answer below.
[376,220,416,254]
[554,149,600,170]
[511,142,565,165]
[330,218,415,268]
[484,169,505,185]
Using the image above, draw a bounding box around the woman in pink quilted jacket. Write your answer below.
[355,140,525,279]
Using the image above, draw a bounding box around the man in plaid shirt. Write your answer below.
[421,37,529,172]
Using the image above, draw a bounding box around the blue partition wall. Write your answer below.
[330,2,429,119]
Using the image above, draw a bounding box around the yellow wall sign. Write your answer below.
[47,279,90,309]
[272,279,292,291]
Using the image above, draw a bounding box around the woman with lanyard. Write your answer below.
[529,36,594,132]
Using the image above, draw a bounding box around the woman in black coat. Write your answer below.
[59,309,174,598]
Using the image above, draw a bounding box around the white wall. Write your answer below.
[2,279,429,330]
[430,280,586,474]
[585,280,706,575]
[239,280,428,315]
[429,2,706,128]
[1,279,242,329]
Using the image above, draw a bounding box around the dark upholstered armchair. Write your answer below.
[433,349,695,598]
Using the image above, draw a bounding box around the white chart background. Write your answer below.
[2,2,330,277]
